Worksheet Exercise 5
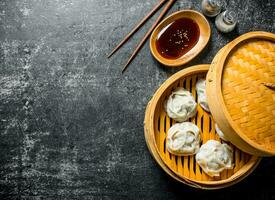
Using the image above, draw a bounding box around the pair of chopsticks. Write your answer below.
[107,0,176,73]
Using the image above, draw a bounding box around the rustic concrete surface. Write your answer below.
[0,0,274,199]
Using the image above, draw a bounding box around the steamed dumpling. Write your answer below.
[167,122,200,155]
[196,79,210,112]
[196,140,234,177]
[165,88,197,122]
[215,124,228,141]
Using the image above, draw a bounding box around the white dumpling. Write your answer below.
[195,140,234,177]
[196,79,210,112]
[167,122,200,155]
[165,88,197,122]
[215,124,229,141]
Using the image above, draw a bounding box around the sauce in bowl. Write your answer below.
[156,18,200,59]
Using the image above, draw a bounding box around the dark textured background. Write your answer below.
[0,0,274,199]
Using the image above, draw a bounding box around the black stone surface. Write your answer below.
[0,0,274,199]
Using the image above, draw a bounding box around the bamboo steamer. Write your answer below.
[206,31,275,156]
[144,103,260,190]
[144,64,261,189]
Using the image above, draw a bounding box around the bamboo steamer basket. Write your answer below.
[206,31,275,156]
[144,64,261,189]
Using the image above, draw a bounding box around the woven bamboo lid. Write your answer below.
[206,31,275,156]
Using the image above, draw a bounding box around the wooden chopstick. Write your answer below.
[107,0,167,58]
[122,0,175,73]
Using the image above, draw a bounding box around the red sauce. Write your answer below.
[156,18,200,59]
